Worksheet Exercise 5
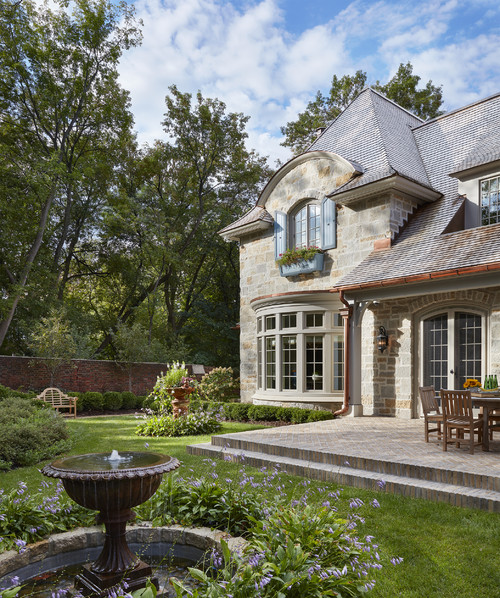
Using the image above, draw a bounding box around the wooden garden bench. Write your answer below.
[36,387,78,418]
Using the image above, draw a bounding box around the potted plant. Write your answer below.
[161,362,195,418]
[276,246,324,276]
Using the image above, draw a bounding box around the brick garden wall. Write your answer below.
[0,356,209,396]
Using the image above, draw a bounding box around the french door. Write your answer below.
[421,310,484,391]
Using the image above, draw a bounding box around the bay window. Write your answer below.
[256,307,344,397]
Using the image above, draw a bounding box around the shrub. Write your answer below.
[307,409,335,422]
[103,391,123,411]
[0,397,72,469]
[225,402,250,421]
[176,504,380,597]
[136,409,221,437]
[121,391,138,409]
[290,408,311,424]
[247,405,279,421]
[82,391,104,411]
[276,406,294,422]
[69,392,85,412]
[195,367,239,402]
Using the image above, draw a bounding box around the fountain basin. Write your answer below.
[41,452,180,595]
[42,452,178,514]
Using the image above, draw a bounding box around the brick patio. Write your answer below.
[188,416,500,512]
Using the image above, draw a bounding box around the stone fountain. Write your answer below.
[42,451,179,596]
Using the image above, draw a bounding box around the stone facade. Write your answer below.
[238,153,414,406]
[223,90,500,420]
[360,288,500,417]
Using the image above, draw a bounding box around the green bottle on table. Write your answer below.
[495,375,498,389]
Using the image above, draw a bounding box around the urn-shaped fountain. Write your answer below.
[42,451,179,596]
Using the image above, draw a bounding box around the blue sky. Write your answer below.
[118,0,500,164]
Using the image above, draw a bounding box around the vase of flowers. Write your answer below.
[463,378,481,389]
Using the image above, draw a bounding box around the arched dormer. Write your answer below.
[219,151,362,243]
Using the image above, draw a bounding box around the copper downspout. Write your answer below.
[334,290,352,416]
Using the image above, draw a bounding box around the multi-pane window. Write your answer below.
[306,313,323,327]
[266,337,276,389]
[422,310,483,391]
[333,334,344,391]
[282,313,297,328]
[480,176,500,226]
[256,308,343,395]
[306,335,323,390]
[294,204,320,248]
[282,336,297,389]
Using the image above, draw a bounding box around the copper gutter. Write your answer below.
[335,290,352,416]
[331,262,500,294]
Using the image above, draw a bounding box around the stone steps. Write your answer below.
[187,436,500,512]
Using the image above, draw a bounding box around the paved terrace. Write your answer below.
[188,417,500,513]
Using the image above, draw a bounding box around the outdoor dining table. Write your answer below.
[470,391,500,451]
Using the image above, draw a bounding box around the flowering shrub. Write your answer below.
[193,367,239,403]
[276,246,323,267]
[173,504,382,597]
[135,408,221,437]
[0,481,94,553]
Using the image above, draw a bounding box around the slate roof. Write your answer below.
[309,89,433,195]
[310,89,500,289]
[219,205,273,237]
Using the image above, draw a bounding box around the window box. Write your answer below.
[279,252,324,277]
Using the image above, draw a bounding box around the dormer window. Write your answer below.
[481,176,500,226]
[294,204,321,248]
[274,197,337,260]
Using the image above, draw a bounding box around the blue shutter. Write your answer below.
[321,197,336,250]
[274,211,287,259]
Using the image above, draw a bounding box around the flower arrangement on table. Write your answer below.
[463,378,481,389]
[276,246,323,267]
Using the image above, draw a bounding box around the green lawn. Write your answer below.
[2,415,499,597]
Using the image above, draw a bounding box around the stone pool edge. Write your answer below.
[0,524,247,579]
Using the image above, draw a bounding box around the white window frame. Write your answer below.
[255,305,344,398]
[292,202,321,249]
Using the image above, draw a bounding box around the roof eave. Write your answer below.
[449,158,500,181]
[219,219,273,242]
[328,174,442,206]
[333,262,500,293]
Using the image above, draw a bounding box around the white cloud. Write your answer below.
[119,0,350,160]
[118,0,500,164]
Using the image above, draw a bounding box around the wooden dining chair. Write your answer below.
[418,386,443,442]
[440,389,483,454]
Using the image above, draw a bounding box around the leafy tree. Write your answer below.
[28,310,77,386]
[281,62,444,155]
[0,0,141,351]
[91,86,271,363]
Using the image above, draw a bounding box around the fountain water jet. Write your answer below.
[42,451,179,596]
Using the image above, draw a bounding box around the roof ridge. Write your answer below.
[413,90,500,130]
[366,90,392,174]
[363,87,424,123]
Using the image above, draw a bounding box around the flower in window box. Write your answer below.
[276,246,324,267]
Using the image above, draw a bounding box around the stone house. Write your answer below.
[219,89,500,418]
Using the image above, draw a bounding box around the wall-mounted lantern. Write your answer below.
[376,326,389,353]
